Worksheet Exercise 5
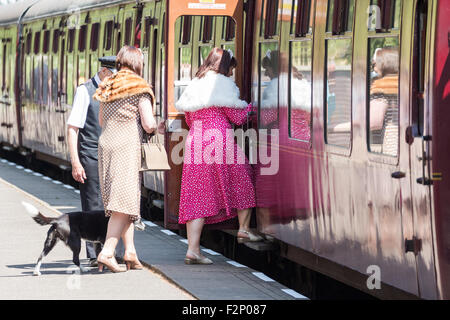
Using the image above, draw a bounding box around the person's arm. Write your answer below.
[138,95,157,133]
[67,85,89,183]
[67,125,86,183]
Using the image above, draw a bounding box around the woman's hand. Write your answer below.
[72,161,86,184]
[157,120,166,135]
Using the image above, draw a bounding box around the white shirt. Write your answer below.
[67,74,101,128]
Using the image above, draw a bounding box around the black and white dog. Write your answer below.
[22,202,144,276]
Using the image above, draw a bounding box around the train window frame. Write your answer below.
[90,23,100,51]
[1,43,6,92]
[366,1,402,165]
[323,0,355,156]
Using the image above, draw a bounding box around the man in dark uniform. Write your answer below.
[67,56,117,266]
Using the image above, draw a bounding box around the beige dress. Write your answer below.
[98,93,151,220]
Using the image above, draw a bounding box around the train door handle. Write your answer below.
[391,171,406,179]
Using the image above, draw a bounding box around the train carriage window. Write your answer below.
[34,32,41,54]
[289,41,312,141]
[68,29,75,53]
[124,18,132,45]
[90,23,100,51]
[104,21,113,51]
[223,17,236,41]
[367,38,399,157]
[26,32,32,55]
[201,16,214,43]
[2,44,6,91]
[258,42,279,129]
[52,30,59,54]
[325,38,352,148]
[174,16,193,101]
[368,0,401,31]
[79,25,87,51]
[291,0,314,37]
[326,0,355,34]
[262,0,280,38]
[143,17,152,48]
[43,30,50,54]
[180,16,192,45]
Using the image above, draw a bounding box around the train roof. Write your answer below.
[0,0,146,26]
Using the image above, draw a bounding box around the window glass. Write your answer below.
[34,32,41,54]
[291,0,313,36]
[199,45,213,66]
[26,33,32,55]
[79,25,87,51]
[90,23,100,51]
[368,37,399,157]
[325,38,352,148]
[43,30,50,54]
[259,42,279,129]
[33,57,41,103]
[52,30,59,54]
[369,0,401,31]
[327,0,355,33]
[104,21,113,50]
[289,40,312,141]
[175,46,192,101]
[223,17,236,41]
[68,29,75,53]
[143,17,152,48]
[263,0,279,38]
[124,18,132,45]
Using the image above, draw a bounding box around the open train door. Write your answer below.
[164,0,245,229]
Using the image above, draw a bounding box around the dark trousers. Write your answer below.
[79,155,125,259]
[79,156,104,259]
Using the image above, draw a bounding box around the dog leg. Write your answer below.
[34,226,58,276]
[68,236,86,273]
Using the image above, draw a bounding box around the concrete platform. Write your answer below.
[0,157,307,300]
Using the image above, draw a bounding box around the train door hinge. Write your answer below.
[405,237,422,255]
[416,177,433,185]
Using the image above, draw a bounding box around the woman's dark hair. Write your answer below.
[195,47,237,79]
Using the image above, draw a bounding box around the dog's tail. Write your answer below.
[22,201,57,226]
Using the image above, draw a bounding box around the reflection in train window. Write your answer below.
[326,0,355,33]
[175,46,192,101]
[289,40,312,142]
[368,0,401,31]
[223,17,236,41]
[259,42,279,129]
[201,16,214,43]
[325,38,352,148]
[291,0,314,36]
[199,45,213,66]
[368,37,399,157]
[262,0,280,38]
[143,17,152,48]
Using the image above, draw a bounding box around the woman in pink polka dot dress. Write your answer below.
[175,48,262,265]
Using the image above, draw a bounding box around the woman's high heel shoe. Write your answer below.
[97,253,127,273]
[237,230,263,243]
[123,252,144,270]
